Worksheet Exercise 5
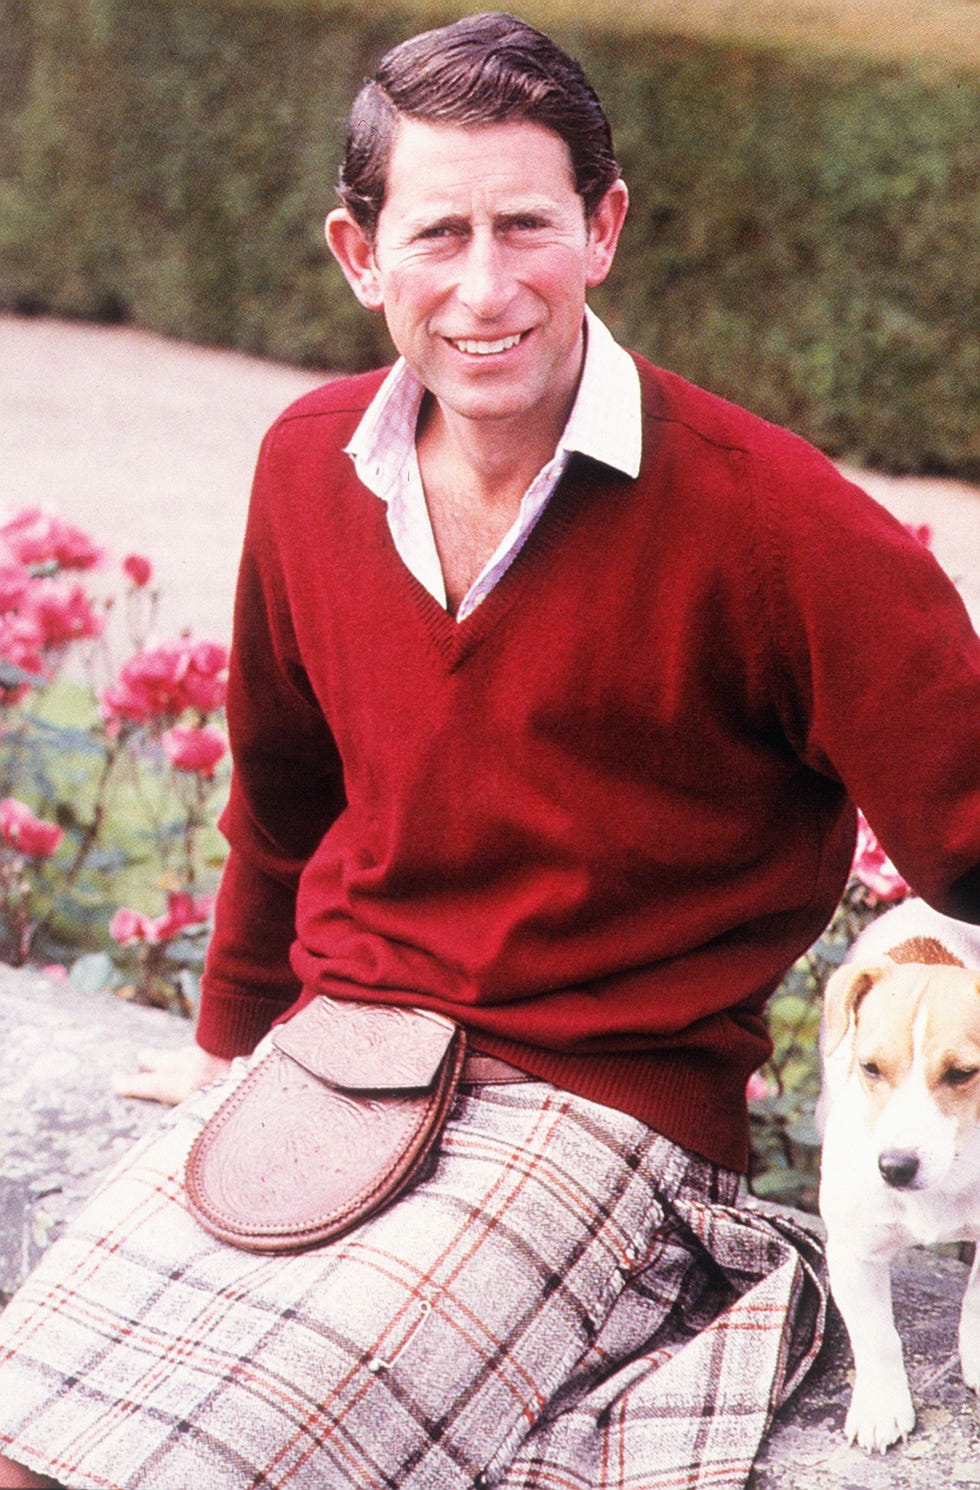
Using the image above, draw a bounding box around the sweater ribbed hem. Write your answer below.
[265,984,759,1173]
[465,1032,753,1173]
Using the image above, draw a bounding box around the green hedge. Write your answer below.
[1,0,977,476]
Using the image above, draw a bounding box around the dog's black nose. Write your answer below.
[878,1150,920,1188]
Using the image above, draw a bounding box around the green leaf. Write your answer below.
[749,1168,813,1202]
[786,1115,822,1150]
[68,950,117,994]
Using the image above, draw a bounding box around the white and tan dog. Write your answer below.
[818,897,980,1452]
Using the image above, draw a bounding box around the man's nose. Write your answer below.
[456,233,515,318]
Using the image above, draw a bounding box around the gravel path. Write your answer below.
[0,315,323,645]
[1,312,977,646]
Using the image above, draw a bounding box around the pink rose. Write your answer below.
[99,677,154,728]
[110,891,215,946]
[24,578,103,647]
[163,723,228,777]
[110,906,157,944]
[851,811,910,902]
[0,797,64,857]
[152,890,215,941]
[903,522,934,550]
[180,640,229,713]
[0,612,46,674]
[122,553,153,588]
[746,1072,774,1103]
[0,564,31,613]
[99,644,185,724]
[0,508,102,571]
[100,637,229,725]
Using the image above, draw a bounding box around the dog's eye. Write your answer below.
[941,1066,979,1088]
[859,1061,882,1081]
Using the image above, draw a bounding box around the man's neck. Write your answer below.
[415,392,566,512]
[415,396,568,616]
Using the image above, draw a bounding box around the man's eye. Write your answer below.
[415,224,460,243]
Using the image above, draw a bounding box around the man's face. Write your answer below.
[327,117,627,440]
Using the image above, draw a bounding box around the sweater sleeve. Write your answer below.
[755,441,980,921]
[196,422,348,1057]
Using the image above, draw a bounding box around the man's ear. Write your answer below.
[325,208,384,311]
[584,179,630,289]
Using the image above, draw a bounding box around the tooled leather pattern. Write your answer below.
[273,997,457,1091]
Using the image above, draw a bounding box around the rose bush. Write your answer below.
[109,889,217,1015]
[0,506,229,1011]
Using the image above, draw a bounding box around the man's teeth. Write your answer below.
[452,334,523,355]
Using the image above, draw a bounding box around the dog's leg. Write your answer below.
[826,1237,916,1451]
[959,1247,980,1393]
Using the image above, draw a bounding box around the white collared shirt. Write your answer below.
[345,308,642,621]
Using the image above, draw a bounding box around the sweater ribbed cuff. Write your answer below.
[195,980,299,1061]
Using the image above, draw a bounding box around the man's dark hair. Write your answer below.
[337,11,620,239]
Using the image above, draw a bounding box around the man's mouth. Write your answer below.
[448,332,525,356]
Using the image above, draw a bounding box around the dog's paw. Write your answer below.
[844,1379,916,1453]
[960,1344,980,1395]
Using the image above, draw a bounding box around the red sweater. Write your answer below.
[198,356,980,1170]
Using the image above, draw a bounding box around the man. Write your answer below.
[1,13,978,1489]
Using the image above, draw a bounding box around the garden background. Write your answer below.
[0,0,978,1206]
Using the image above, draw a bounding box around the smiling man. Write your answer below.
[327,112,628,613]
[1,12,979,1490]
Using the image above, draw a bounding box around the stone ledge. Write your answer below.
[749,1243,979,1487]
[0,963,187,1297]
[0,965,977,1484]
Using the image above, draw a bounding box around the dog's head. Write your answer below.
[822,960,980,1193]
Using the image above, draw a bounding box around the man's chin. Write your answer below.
[423,367,574,439]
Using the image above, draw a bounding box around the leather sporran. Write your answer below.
[185,996,466,1252]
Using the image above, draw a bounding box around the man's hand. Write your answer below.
[112,1044,233,1106]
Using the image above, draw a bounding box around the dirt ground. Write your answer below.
[0,311,977,648]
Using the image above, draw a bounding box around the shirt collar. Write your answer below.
[346,307,642,500]
[561,308,642,478]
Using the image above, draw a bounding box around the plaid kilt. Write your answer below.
[0,1060,826,1489]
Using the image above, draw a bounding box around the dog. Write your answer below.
[818,897,980,1452]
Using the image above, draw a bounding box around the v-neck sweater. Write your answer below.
[198,356,980,1171]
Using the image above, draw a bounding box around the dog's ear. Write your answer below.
[821,964,885,1056]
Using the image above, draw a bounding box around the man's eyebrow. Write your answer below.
[393,211,466,240]
[415,213,469,232]
[404,198,563,234]
[495,206,554,223]
[495,196,564,222]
